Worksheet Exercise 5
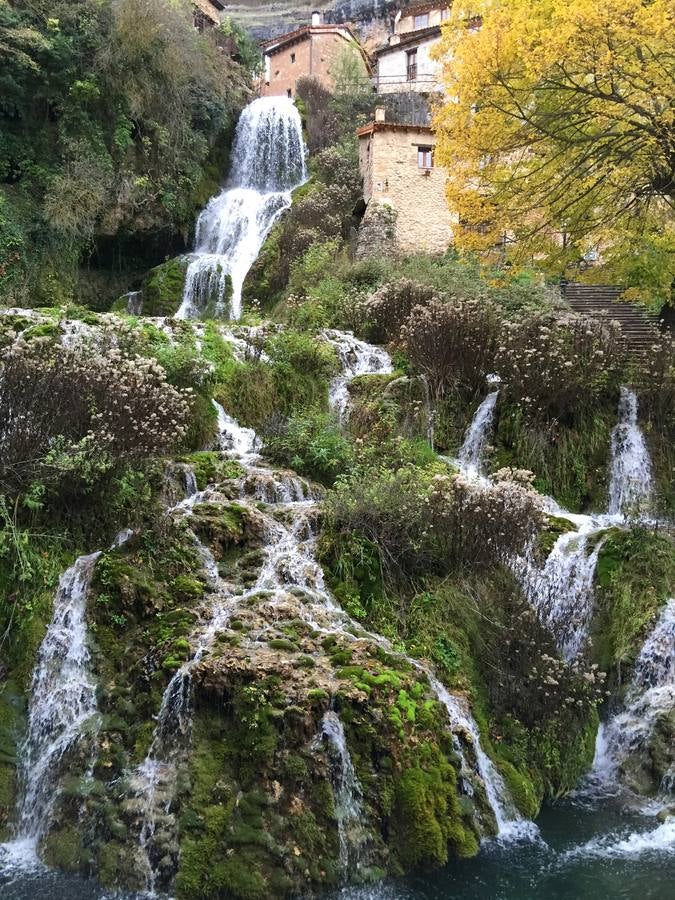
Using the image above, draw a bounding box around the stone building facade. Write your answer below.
[261,14,370,99]
[192,0,224,30]
[356,113,453,255]
[374,2,449,93]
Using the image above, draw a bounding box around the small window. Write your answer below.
[414,14,429,28]
[287,88,292,98]
[290,52,296,63]
[406,48,417,81]
[417,146,433,168]
[441,8,450,21]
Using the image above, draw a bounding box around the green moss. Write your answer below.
[141,258,188,317]
[592,528,674,675]
[498,760,540,819]
[267,638,299,652]
[307,689,328,702]
[391,763,478,871]
[538,515,578,556]
[43,824,85,872]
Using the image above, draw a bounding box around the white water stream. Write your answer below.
[322,329,393,421]
[319,711,368,872]
[608,387,653,516]
[176,97,306,320]
[11,553,101,857]
[456,390,499,477]
[1,532,132,868]
[592,599,675,793]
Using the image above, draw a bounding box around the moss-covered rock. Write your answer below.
[592,528,674,679]
[141,258,189,317]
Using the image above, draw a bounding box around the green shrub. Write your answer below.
[263,414,352,485]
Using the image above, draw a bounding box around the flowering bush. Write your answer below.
[481,597,606,730]
[324,463,544,584]
[0,338,191,497]
[632,333,675,432]
[400,297,501,402]
[364,278,441,342]
[495,313,625,424]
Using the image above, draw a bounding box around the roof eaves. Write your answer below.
[375,25,442,55]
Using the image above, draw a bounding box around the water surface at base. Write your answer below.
[3,799,672,899]
[332,799,674,900]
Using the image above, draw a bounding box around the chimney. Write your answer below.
[375,107,386,123]
[311,10,321,26]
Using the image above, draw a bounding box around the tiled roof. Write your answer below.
[262,24,356,54]
[356,121,434,137]
[375,25,442,56]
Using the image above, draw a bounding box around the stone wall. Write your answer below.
[262,31,367,98]
[358,125,453,254]
[193,0,220,26]
[376,35,442,93]
[355,201,398,258]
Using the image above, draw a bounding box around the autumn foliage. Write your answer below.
[434,0,674,299]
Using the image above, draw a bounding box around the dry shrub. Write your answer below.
[632,333,675,432]
[296,77,341,152]
[495,313,626,425]
[364,278,440,342]
[400,297,502,402]
[325,465,544,585]
[0,338,191,496]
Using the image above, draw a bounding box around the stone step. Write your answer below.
[562,283,662,353]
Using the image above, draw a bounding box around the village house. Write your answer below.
[260,12,370,99]
[374,2,450,94]
[356,107,453,255]
[192,0,224,32]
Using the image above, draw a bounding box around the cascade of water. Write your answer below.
[10,553,101,856]
[517,527,606,661]
[592,599,675,791]
[457,390,499,476]
[608,387,653,516]
[212,399,260,462]
[319,711,368,871]
[125,291,143,315]
[133,334,537,889]
[176,97,307,321]
[322,329,393,421]
[423,673,535,839]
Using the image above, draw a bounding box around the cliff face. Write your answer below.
[221,0,399,44]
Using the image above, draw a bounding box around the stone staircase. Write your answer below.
[562,283,661,353]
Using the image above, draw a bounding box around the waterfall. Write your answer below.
[322,329,393,421]
[125,290,143,315]
[131,332,535,891]
[176,97,307,321]
[423,673,536,840]
[457,390,499,476]
[608,387,653,516]
[11,553,101,855]
[518,527,606,661]
[592,599,675,791]
[212,399,260,461]
[319,711,368,871]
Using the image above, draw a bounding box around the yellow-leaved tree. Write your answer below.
[434,0,674,304]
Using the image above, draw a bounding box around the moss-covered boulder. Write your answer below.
[141,258,189,317]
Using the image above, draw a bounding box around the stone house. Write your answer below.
[192,0,224,31]
[374,2,450,94]
[356,108,453,255]
[260,12,370,99]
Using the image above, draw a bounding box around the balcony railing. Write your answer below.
[375,73,439,90]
